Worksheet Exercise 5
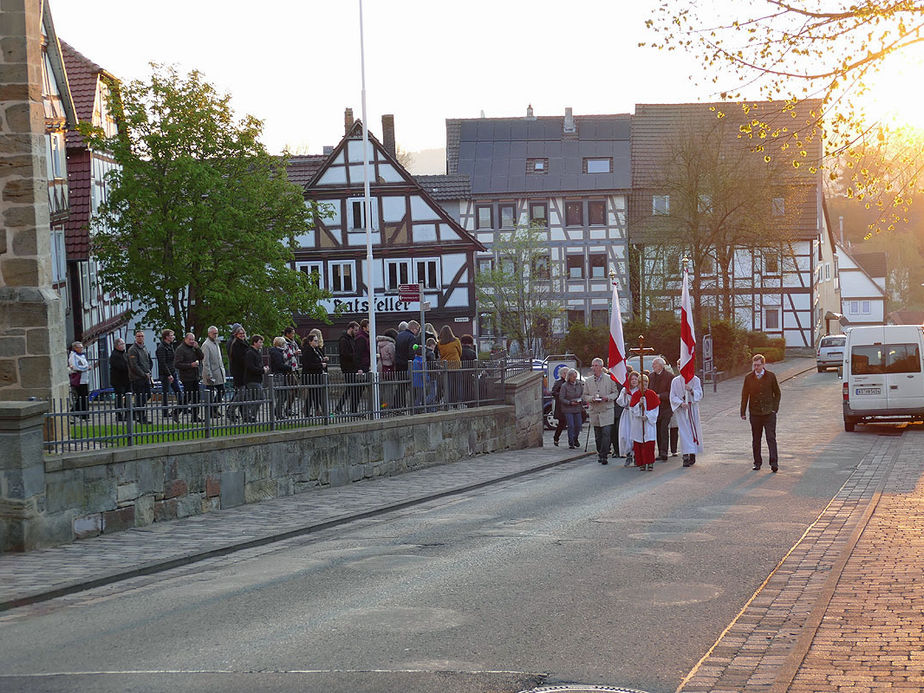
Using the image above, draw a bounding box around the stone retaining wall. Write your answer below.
[0,370,543,551]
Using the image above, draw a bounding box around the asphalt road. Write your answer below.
[0,370,878,693]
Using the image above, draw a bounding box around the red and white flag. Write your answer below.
[608,279,627,386]
[679,266,696,383]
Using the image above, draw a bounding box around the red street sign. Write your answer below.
[398,283,421,302]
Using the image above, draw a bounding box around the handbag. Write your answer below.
[69,371,82,387]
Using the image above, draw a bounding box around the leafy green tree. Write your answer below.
[643,1,924,232]
[475,223,562,356]
[82,65,329,336]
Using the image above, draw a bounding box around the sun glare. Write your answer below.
[853,45,924,131]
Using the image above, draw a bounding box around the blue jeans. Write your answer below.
[565,412,582,447]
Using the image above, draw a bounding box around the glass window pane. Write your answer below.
[852,346,884,374]
[886,344,921,374]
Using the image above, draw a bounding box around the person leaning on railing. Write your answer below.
[67,341,90,419]
[269,336,293,419]
[109,338,131,422]
[126,331,153,424]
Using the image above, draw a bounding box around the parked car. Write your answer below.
[625,355,674,376]
[842,325,924,431]
[816,334,846,372]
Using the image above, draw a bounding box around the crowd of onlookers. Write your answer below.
[65,319,481,424]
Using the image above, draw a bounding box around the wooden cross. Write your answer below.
[629,335,655,390]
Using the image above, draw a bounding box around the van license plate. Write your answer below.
[856,387,881,395]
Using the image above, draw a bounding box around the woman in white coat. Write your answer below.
[670,362,704,467]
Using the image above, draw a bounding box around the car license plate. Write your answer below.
[856,387,881,395]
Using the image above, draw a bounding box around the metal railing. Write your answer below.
[45,361,532,454]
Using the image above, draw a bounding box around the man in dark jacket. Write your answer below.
[243,334,268,422]
[109,338,131,421]
[227,323,248,422]
[174,332,204,421]
[647,357,674,461]
[126,331,153,423]
[740,353,782,472]
[335,322,359,414]
[156,329,182,422]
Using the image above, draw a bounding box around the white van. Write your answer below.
[842,325,924,431]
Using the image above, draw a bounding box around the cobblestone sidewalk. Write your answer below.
[678,426,924,693]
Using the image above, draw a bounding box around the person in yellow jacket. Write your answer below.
[438,325,463,406]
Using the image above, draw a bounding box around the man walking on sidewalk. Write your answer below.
[740,353,782,472]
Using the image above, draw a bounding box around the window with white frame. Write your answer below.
[849,300,859,313]
[415,258,440,289]
[566,255,584,279]
[765,308,780,330]
[477,257,494,274]
[697,193,712,214]
[589,253,607,278]
[347,197,377,231]
[772,197,785,216]
[296,261,323,287]
[652,195,670,215]
[385,259,412,292]
[825,263,831,280]
[861,300,871,314]
[329,260,355,293]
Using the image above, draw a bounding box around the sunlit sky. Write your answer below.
[50,0,920,172]
[50,0,713,169]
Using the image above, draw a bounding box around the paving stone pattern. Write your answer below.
[788,430,924,693]
[679,431,906,692]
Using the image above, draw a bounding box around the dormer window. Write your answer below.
[584,157,612,174]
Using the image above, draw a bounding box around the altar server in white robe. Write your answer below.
[670,361,703,467]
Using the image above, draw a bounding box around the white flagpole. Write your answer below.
[358,0,379,416]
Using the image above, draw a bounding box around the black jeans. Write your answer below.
[131,379,151,421]
[593,425,611,461]
[180,380,201,420]
[749,412,778,467]
[113,384,130,420]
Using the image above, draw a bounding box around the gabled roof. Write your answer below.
[448,113,632,195]
[413,174,471,201]
[304,120,484,251]
[836,243,888,299]
[887,309,924,325]
[631,100,824,188]
[286,155,327,189]
[851,252,887,279]
[60,40,115,148]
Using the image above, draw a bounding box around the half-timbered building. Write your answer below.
[443,107,633,349]
[290,113,484,341]
[61,41,130,386]
[630,101,832,347]
[40,4,76,315]
[836,247,887,328]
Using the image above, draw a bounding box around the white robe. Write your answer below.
[670,375,704,455]
[616,387,635,455]
[617,387,658,444]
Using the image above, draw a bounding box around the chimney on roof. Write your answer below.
[526,104,535,119]
[344,107,354,135]
[563,107,576,133]
[381,114,396,157]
